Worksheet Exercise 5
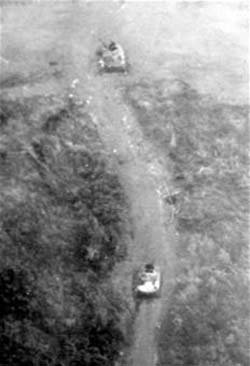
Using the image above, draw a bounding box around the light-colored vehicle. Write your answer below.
[136,263,161,297]
[97,41,128,73]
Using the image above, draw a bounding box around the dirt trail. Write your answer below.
[1,3,176,364]
[1,2,247,365]
[80,74,176,366]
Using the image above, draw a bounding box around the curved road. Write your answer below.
[82,74,176,366]
[1,2,248,365]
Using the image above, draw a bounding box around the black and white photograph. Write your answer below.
[0,1,249,365]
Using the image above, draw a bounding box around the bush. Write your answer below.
[0,95,131,365]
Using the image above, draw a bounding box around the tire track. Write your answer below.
[82,75,176,366]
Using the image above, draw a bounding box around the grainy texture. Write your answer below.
[0,2,249,366]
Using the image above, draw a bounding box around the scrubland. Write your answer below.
[126,79,250,366]
[0,93,132,366]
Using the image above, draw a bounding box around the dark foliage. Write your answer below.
[0,95,130,366]
[0,73,28,89]
[42,108,70,133]
[0,268,33,320]
[0,98,31,127]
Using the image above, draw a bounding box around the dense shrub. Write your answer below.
[0,95,131,365]
[0,267,34,320]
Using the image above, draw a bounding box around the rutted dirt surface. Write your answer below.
[82,74,176,366]
[1,2,248,365]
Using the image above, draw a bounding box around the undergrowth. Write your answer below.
[126,79,250,366]
[0,93,131,366]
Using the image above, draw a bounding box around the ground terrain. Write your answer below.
[0,2,249,366]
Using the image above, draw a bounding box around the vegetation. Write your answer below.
[0,94,131,366]
[126,79,250,366]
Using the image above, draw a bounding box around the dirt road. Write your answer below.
[81,73,176,366]
[1,3,176,364]
[1,2,248,365]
